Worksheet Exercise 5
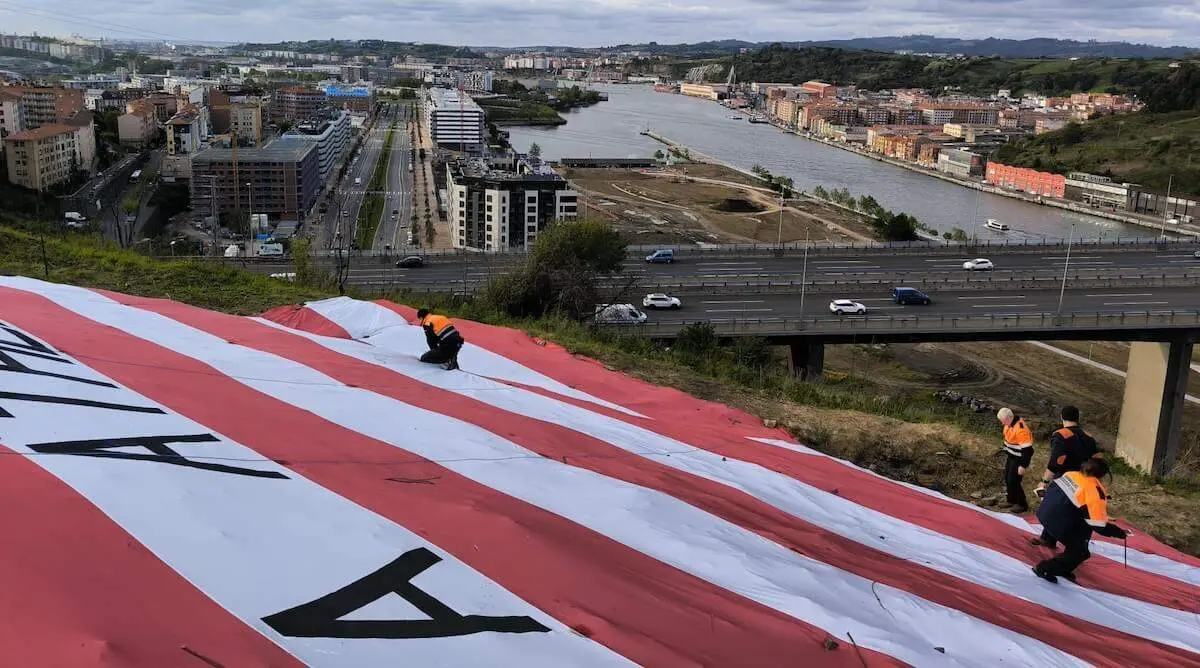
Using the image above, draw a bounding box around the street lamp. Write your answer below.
[799,229,810,323]
[1057,223,1075,315]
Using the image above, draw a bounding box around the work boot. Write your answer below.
[1032,565,1058,584]
[444,357,459,371]
[1030,537,1057,549]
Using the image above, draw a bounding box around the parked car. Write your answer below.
[642,293,682,309]
[892,287,932,305]
[594,303,648,324]
[645,249,675,264]
[963,258,994,271]
[256,243,284,257]
[829,299,867,315]
[396,255,424,268]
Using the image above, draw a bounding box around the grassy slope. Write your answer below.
[992,111,1200,196]
[3,223,1197,553]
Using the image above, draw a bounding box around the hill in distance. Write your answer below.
[609,35,1198,59]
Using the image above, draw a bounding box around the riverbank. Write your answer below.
[738,110,1200,238]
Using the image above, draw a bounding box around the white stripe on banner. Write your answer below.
[303,298,645,418]
[7,280,1093,667]
[752,438,1200,590]
[265,318,1200,655]
[0,294,626,667]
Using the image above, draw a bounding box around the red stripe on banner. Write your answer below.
[127,294,1197,667]
[3,287,897,668]
[260,304,351,339]
[371,302,1200,604]
[0,441,301,668]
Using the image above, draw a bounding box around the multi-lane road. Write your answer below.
[375,103,413,250]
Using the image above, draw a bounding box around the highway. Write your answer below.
[374,102,413,250]
[651,286,1200,321]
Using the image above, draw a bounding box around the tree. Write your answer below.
[653,149,665,161]
[528,142,542,159]
[292,237,312,285]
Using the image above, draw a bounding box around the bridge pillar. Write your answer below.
[1116,340,1193,475]
[788,342,824,380]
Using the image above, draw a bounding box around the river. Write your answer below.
[506,84,1149,241]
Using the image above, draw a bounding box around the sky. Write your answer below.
[2,0,1198,47]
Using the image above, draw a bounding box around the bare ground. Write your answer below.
[565,166,879,244]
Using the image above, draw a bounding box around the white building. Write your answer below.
[446,154,578,251]
[280,108,350,185]
[456,70,494,92]
[426,88,484,148]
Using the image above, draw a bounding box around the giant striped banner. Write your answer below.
[1,278,1197,667]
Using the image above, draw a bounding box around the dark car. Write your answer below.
[892,286,932,305]
[396,255,424,268]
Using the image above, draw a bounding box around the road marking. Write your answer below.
[813,260,872,264]
[857,298,895,302]
[1158,254,1198,259]
[702,300,765,304]
[705,308,774,313]
[957,295,1026,300]
[809,265,880,270]
[1085,293,1153,298]
[971,304,1034,308]
[1102,301,1169,306]
[696,262,760,266]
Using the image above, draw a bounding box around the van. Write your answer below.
[645,249,675,264]
[354,177,362,186]
[223,245,241,258]
[63,211,87,223]
[256,243,284,257]
[892,287,932,305]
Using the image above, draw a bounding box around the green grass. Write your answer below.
[0,224,330,314]
[993,110,1200,196]
[355,124,395,250]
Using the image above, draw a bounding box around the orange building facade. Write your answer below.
[985,162,1065,198]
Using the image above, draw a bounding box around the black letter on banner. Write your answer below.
[262,548,550,639]
[26,433,288,479]
[0,391,165,417]
[0,323,73,365]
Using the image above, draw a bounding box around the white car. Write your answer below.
[642,293,682,309]
[829,299,867,315]
[963,258,994,271]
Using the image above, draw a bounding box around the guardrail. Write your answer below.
[608,309,1200,338]
[342,271,1200,294]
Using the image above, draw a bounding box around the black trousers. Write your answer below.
[420,336,463,364]
[1036,534,1091,577]
[1004,448,1033,509]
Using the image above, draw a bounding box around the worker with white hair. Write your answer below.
[997,407,1034,513]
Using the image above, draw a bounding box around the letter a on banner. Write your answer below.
[263,548,551,639]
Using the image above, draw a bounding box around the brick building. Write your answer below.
[985,162,1065,198]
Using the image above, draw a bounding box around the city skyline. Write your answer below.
[2,0,1199,48]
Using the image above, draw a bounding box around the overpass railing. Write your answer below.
[610,310,1200,337]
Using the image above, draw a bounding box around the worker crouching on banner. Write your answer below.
[1033,457,1127,583]
[997,407,1034,514]
[416,308,464,371]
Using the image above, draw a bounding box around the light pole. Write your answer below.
[1057,223,1075,315]
[799,229,810,323]
[776,192,784,246]
[970,188,981,245]
[1158,174,1174,238]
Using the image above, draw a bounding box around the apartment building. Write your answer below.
[856,106,891,125]
[0,86,86,129]
[0,89,25,144]
[165,104,210,156]
[936,147,984,179]
[118,96,176,146]
[4,115,96,191]
[86,88,149,112]
[426,87,485,148]
[797,104,857,130]
[985,162,1065,198]
[190,141,320,221]
[230,103,264,146]
[324,85,374,113]
[281,109,349,184]
[919,103,998,125]
[457,70,494,93]
[272,86,328,121]
[446,154,578,251]
[800,80,838,99]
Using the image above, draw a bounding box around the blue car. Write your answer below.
[892,286,932,305]
[646,249,675,264]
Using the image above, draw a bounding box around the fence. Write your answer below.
[610,310,1200,338]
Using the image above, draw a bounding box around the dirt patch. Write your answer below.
[565,166,878,244]
[712,197,764,213]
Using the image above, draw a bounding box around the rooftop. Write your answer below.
[4,123,76,142]
[452,155,565,183]
[192,139,316,164]
[428,87,482,112]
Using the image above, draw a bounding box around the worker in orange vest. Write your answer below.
[996,407,1034,513]
[1033,457,1127,583]
[1032,405,1103,549]
[415,308,464,370]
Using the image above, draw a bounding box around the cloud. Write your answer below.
[2,0,1198,46]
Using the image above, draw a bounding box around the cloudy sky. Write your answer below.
[3,0,1198,47]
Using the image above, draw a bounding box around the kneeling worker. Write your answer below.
[1033,457,1127,583]
[997,407,1033,513]
[415,308,464,370]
